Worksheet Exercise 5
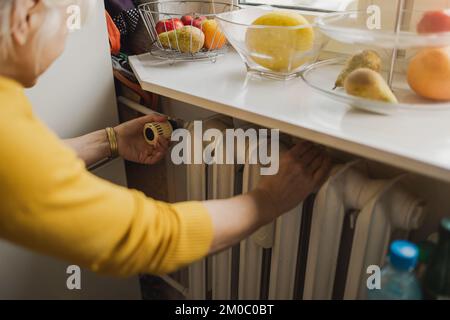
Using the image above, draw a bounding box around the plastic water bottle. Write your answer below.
[368,240,422,300]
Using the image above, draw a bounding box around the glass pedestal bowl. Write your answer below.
[216,6,327,80]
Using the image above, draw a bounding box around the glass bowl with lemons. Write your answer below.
[216,6,327,80]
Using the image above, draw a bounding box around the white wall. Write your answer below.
[27,5,118,138]
[0,1,140,300]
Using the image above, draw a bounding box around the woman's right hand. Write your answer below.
[255,141,332,220]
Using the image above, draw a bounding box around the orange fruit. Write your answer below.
[407,47,450,101]
[201,19,227,50]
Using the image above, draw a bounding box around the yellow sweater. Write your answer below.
[0,76,212,276]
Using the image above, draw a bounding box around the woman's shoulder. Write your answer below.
[0,87,33,118]
[0,88,79,175]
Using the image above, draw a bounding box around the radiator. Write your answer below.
[303,161,425,300]
[171,118,425,300]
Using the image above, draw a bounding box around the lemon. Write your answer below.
[245,11,315,72]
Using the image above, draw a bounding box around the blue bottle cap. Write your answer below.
[389,240,419,271]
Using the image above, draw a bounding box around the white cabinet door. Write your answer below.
[0,1,140,300]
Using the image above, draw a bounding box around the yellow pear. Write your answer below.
[158,26,205,54]
[158,31,173,49]
[335,50,382,89]
[344,68,398,103]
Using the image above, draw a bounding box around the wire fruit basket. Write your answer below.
[138,0,240,62]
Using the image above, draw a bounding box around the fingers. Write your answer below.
[142,139,169,165]
[156,137,170,150]
[313,155,332,186]
[309,150,326,173]
[300,147,322,168]
[144,157,158,165]
[136,114,168,125]
[286,142,331,188]
[143,150,164,165]
[288,141,313,159]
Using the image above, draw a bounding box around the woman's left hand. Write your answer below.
[115,114,170,165]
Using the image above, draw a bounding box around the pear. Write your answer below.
[158,26,205,54]
[158,31,172,49]
[335,50,382,89]
[344,68,398,103]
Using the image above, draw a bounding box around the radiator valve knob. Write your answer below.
[143,120,179,146]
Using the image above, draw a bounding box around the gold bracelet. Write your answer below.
[105,127,119,159]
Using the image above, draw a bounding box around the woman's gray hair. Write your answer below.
[0,0,95,60]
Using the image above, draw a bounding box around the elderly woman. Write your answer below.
[0,0,331,277]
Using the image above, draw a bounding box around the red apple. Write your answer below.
[155,18,183,34]
[193,16,207,29]
[181,15,194,26]
[417,10,450,34]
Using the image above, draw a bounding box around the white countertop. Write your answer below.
[130,51,450,183]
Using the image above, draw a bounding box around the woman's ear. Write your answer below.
[10,0,40,46]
